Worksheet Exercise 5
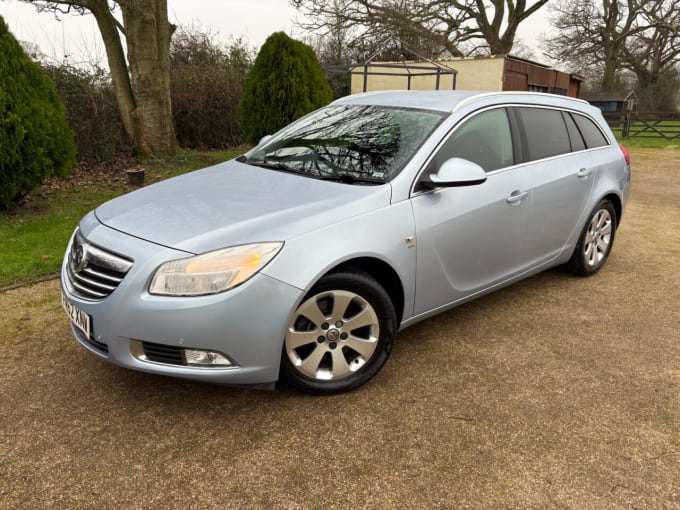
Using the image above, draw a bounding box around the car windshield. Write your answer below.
[244,105,446,183]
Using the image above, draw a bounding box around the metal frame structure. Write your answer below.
[325,37,458,93]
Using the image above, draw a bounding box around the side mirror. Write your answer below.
[424,158,487,188]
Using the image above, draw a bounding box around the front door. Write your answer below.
[410,107,532,316]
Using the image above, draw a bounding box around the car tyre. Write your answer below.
[564,200,617,276]
[280,270,396,394]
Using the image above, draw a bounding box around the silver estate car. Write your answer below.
[61,91,631,394]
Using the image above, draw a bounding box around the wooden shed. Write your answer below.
[502,56,584,97]
[579,91,637,113]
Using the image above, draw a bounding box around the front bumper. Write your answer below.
[60,218,303,386]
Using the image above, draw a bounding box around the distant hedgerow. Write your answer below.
[238,32,333,144]
[171,26,253,149]
[0,16,76,209]
[41,63,127,163]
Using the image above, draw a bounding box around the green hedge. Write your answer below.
[0,16,76,209]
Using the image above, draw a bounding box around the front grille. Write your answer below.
[65,230,133,300]
[142,341,185,365]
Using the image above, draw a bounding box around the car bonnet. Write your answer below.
[94,159,391,254]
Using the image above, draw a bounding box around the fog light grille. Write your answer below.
[131,340,235,369]
[141,341,184,365]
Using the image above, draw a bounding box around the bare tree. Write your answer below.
[23,0,177,158]
[546,0,679,92]
[291,0,549,58]
[547,0,643,90]
[622,0,680,109]
[547,0,680,108]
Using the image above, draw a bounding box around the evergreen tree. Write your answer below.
[238,32,333,144]
[0,16,76,209]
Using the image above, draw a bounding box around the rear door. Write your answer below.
[513,107,597,266]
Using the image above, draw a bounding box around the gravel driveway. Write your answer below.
[1,148,678,509]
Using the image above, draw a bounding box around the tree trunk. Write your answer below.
[121,0,177,158]
[18,0,178,160]
[488,33,515,55]
[600,44,620,91]
[88,0,135,143]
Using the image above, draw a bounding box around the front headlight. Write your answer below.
[149,242,283,296]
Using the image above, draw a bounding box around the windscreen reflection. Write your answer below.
[248,105,445,183]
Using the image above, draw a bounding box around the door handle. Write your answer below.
[506,190,528,204]
[577,167,593,179]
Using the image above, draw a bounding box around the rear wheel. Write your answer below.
[564,200,617,276]
[280,271,396,394]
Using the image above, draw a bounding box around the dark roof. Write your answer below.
[505,54,584,80]
[506,54,552,69]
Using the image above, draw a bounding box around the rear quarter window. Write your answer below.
[572,113,609,148]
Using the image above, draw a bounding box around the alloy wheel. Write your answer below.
[583,208,613,268]
[285,290,380,381]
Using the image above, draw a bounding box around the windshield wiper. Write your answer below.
[239,157,383,184]
[318,174,384,185]
[239,156,301,175]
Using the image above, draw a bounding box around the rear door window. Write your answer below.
[562,112,586,151]
[515,107,571,161]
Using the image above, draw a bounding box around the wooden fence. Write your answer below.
[603,112,680,140]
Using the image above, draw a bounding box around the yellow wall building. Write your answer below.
[350,55,583,97]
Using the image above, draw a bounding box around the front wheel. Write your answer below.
[564,200,617,276]
[280,271,396,394]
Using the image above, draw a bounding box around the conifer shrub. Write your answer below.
[238,32,333,144]
[0,16,76,209]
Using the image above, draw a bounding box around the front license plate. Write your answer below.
[61,292,91,339]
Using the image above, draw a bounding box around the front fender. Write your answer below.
[262,200,417,322]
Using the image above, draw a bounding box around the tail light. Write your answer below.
[619,144,631,166]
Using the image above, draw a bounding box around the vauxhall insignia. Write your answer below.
[70,240,89,273]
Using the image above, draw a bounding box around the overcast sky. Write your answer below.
[1,0,552,66]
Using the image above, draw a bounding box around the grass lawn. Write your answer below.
[0,149,243,290]
[614,134,680,149]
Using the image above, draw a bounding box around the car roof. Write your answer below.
[333,90,591,114]
[333,90,482,112]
